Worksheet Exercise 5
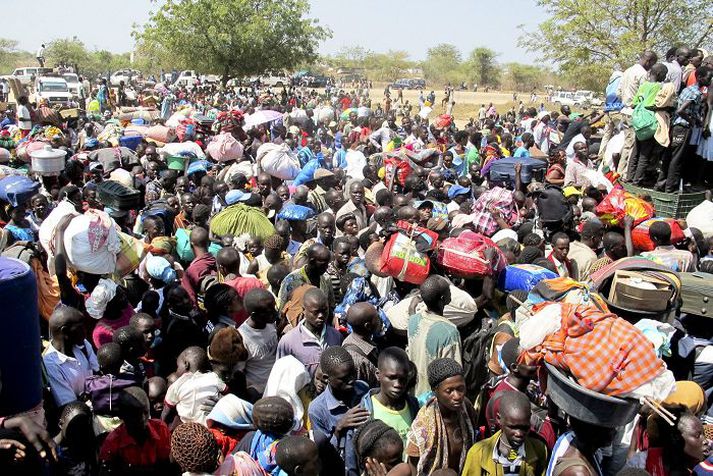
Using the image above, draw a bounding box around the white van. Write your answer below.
[32,76,74,107]
[11,67,53,86]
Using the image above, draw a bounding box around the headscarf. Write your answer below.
[145,253,176,284]
[85,278,118,319]
[662,380,705,415]
[263,356,311,432]
[206,394,255,430]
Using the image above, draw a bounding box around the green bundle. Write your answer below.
[210,204,275,240]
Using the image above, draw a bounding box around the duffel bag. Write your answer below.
[632,218,686,252]
[596,187,655,227]
[276,204,316,222]
[383,154,412,190]
[0,175,40,207]
[113,232,147,278]
[679,272,713,318]
[498,264,557,292]
[207,132,244,162]
[380,231,432,285]
[437,231,503,278]
[97,180,141,211]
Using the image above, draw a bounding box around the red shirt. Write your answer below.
[99,419,171,469]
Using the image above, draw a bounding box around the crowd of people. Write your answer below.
[0,42,712,476]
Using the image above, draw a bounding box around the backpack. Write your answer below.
[462,318,498,400]
[536,185,572,226]
[604,74,623,112]
[631,94,658,141]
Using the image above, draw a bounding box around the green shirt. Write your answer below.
[372,395,413,453]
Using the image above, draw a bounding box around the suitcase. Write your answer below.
[0,175,40,207]
[489,157,547,185]
[679,272,713,317]
[97,180,141,211]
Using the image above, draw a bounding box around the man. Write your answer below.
[548,232,576,278]
[657,65,713,193]
[256,172,273,200]
[181,227,217,304]
[568,219,604,281]
[641,220,696,272]
[548,418,615,476]
[43,307,100,408]
[36,43,45,67]
[342,302,382,388]
[17,96,32,138]
[335,181,368,236]
[238,289,278,401]
[277,243,335,311]
[590,217,634,273]
[463,391,548,476]
[361,346,419,449]
[293,212,336,267]
[663,46,690,92]
[174,192,195,230]
[326,237,352,304]
[616,50,658,179]
[407,275,462,396]
[309,346,370,476]
[276,288,342,376]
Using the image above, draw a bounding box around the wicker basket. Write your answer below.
[623,183,707,219]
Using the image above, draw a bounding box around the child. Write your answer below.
[162,346,229,426]
[276,436,322,476]
[147,376,167,420]
[84,343,137,433]
[206,394,255,456]
[361,347,420,449]
[343,302,382,388]
[238,288,278,401]
[54,401,98,476]
[99,387,172,474]
[112,326,147,385]
[309,347,370,476]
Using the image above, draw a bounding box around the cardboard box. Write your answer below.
[609,270,673,312]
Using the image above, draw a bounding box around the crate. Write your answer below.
[623,182,707,219]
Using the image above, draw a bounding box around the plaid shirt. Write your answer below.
[528,302,666,396]
[674,85,704,127]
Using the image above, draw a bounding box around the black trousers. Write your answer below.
[628,137,663,186]
[657,125,691,192]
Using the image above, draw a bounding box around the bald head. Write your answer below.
[303,287,328,308]
[317,212,335,227]
[346,302,379,331]
[397,205,419,224]
[49,306,84,337]
[293,186,309,205]
[216,247,241,275]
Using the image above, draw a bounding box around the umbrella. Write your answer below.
[244,110,284,129]
[340,108,358,120]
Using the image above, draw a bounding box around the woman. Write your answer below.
[545,149,567,186]
[356,419,412,476]
[407,358,478,475]
[337,212,360,238]
[263,355,314,433]
[4,204,36,244]
[204,283,242,336]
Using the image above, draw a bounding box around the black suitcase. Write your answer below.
[98,180,141,211]
[489,157,548,185]
[679,272,713,317]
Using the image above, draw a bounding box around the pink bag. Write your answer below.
[146,125,175,144]
[176,118,197,142]
[437,231,506,278]
[207,132,244,162]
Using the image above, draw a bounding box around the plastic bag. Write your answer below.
[686,200,713,238]
[276,204,316,221]
[498,264,558,292]
[257,142,300,180]
[437,231,505,278]
[595,188,655,227]
[64,210,120,275]
[632,218,686,251]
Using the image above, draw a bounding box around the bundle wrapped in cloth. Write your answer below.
[63,209,121,275]
[519,300,675,402]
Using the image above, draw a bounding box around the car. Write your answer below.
[11,67,53,86]
[258,73,291,88]
[409,78,426,89]
[31,76,74,107]
[110,69,140,87]
[574,90,603,107]
[63,73,81,98]
[174,70,199,88]
[300,74,328,88]
[390,79,411,90]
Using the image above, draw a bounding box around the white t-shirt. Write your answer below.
[17,105,32,130]
[238,323,278,394]
[165,371,227,425]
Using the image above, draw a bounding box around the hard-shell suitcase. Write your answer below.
[679,272,713,317]
[97,180,141,211]
[488,157,547,185]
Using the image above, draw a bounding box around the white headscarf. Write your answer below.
[263,356,311,432]
[85,278,118,319]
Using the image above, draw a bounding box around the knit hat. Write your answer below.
[85,278,119,319]
[170,422,220,474]
[427,358,463,389]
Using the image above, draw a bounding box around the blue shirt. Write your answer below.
[308,381,370,476]
[514,146,530,158]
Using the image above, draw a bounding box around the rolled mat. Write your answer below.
[210,204,276,241]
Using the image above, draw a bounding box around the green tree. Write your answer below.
[362,50,414,81]
[505,63,547,91]
[466,47,500,87]
[0,38,18,71]
[422,43,463,85]
[45,37,91,72]
[520,0,713,72]
[135,0,331,84]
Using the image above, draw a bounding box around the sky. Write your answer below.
[2,0,547,64]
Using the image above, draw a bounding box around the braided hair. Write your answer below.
[319,346,354,377]
[264,233,287,252]
[253,396,294,436]
[427,358,463,390]
[354,419,403,468]
[170,422,220,474]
